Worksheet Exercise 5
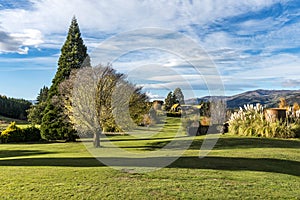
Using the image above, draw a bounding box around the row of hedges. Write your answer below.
[0,122,41,143]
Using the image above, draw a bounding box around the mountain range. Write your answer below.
[186,89,300,109]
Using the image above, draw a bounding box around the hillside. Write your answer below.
[226,89,300,108]
[0,95,32,120]
[186,89,300,109]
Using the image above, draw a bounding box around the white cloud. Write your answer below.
[0,30,22,53]
[237,18,279,34]
[282,79,300,88]
[10,29,43,46]
[145,91,165,100]
[0,0,298,97]
[0,28,43,54]
[0,0,284,51]
[17,47,29,54]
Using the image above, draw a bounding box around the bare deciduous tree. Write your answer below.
[61,65,148,148]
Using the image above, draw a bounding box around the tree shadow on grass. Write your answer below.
[170,156,300,177]
[0,156,299,176]
[85,136,300,152]
[0,157,102,167]
[190,137,300,150]
[84,136,185,142]
[143,136,300,151]
[0,150,53,158]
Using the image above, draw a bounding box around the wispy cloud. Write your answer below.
[0,27,43,54]
[0,29,28,54]
[0,0,299,99]
[282,79,300,88]
[0,0,285,49]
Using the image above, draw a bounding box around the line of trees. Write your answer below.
[0,95,31,120]
[164,88,185,111]
[27,17,150,146]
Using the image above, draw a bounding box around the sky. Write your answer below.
[0,0,300,100]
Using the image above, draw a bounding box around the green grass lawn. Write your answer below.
[0,115,29,131]
[0,118,299,199]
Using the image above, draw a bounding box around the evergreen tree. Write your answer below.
[27,86,49,125]
[164,92,176,111]
[37,86,49,103]
[199,100,210,116]
[164,88,184,111]
[41,17,90,141]
[48,16,90,98]
[0,95,31,120]
[173,87,185,104]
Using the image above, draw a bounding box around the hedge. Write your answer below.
[0,122,41,143]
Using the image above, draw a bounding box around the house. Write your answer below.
[170,104,181,112]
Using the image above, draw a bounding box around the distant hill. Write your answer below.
[186,89,300,109]
[226,89,300,108]
[0,95,32,120]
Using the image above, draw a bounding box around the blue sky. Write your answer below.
[0,0,300,100]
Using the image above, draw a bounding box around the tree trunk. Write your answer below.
[93,131,101,148]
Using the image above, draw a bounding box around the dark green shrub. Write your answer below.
[291,124,300,138]
[23,126,41,142]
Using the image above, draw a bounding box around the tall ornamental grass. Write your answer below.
[228,104,296,138]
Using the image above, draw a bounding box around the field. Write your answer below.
[0,115,29,131]
[0,118,299,199]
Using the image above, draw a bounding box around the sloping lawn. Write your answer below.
[0,118,299,199]
[0,115,29,131]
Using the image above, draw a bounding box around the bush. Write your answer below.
[0,122,41,143]
[200,116,211,126]
[23,126,42,142]
[103,125,122,133]
[228,104,296,138]
[0,122,24,143]
[142,114,153,127]
[183,115,210,136]
[291,124,300,138]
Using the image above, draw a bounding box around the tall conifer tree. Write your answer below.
[41,17,90,141]
[27,86,49,125]
[173,87,185,104]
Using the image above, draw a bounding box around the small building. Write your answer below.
[170,103,181,112]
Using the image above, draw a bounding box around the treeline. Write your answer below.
[26,17,151,147]
[0,95,32,120]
